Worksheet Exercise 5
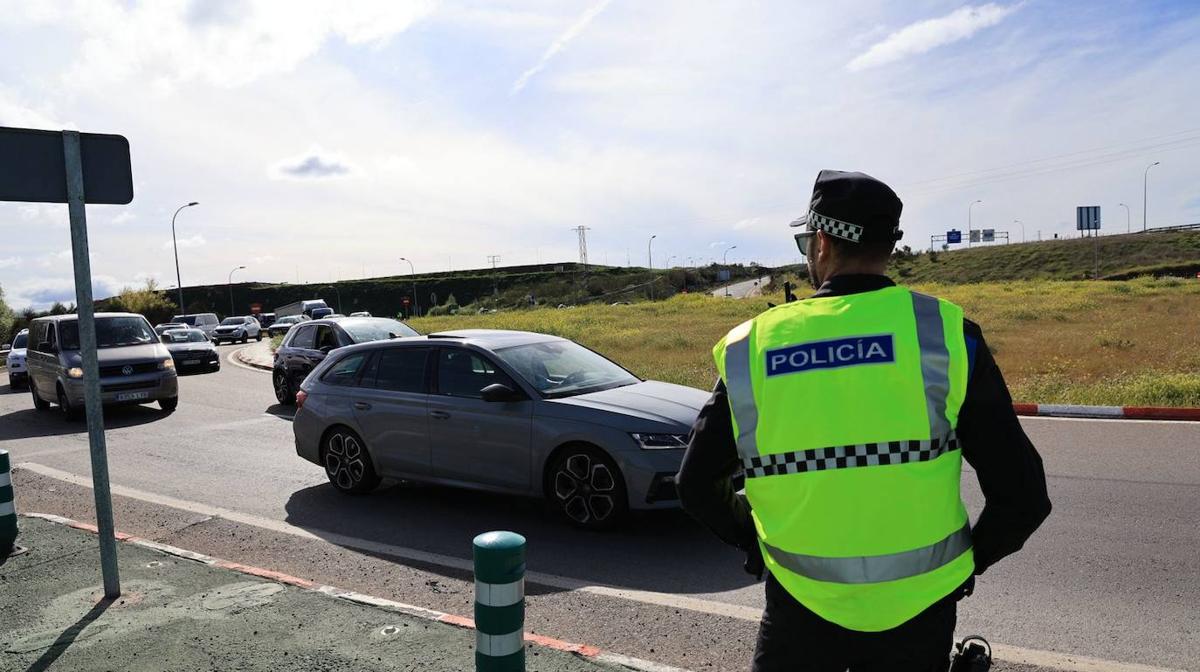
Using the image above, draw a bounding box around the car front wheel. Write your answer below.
[256,332,262,342]
[160,396,178,412]
[323,428,380,494]
[548,446,628,530]
[273,368,295,405]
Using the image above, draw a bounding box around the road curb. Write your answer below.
[232,345,273,372]
[20,512,693,672]
[1013,403,1200,422]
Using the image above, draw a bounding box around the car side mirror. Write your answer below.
[480,383,523,403]
[161,335,171,344]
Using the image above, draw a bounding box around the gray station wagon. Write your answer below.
[292,329,708,528]
[25,313,179,419]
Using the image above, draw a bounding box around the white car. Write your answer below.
[211,316,263,345]
[5,328,28,388]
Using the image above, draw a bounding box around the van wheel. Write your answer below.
[273,368,295,405]
[57,385,83,421]
[30,380,50,411]
[547,446,628,530]
[322,428,380,494]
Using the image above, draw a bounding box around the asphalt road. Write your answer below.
[712,276,771,299]
[1,345,1196,671]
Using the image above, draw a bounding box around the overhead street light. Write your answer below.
[647,235,657,300]
[1013,219,1024,243]
[171,201,199,311]
[323,284,342,314]
[1143,162,1160,232]
[399,257,418,317]
[227,265,245,316]
[1118,203,1131,234]
[724,245,737,297]
[968,200,982,248]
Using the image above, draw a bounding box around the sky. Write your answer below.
[1,0,1199,310]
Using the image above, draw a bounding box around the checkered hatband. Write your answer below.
[807,209,864,243]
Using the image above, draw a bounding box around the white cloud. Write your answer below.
[0,256,21,269]
[10,0,436,90]
[847,3,1022,72]
[707,241,729,249]
[733,217,763,230]
[252,255,276,265]
[511,0,612,94]
[164,235,206,250]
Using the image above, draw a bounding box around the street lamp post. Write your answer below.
[1013,219,1024,243]
[399,257,418,317]
[227,265,245,316]
[1118,203,1131,234]
[647,235,657,300]
[1143,162,1160,232]
[323,284,342,314]
[723,245,737,297]
[968,200,982,248]
[171,202,199,311]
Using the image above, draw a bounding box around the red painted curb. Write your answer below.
[1013,403,1200,421]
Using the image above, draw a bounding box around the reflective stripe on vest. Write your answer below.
[761,523,972,584]
[723,320,760,462]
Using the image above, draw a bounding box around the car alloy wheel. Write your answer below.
[553,451,621,527]
[273,369,294,405]
[323,429,380,494]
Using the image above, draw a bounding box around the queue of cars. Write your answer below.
[4,300,704,528]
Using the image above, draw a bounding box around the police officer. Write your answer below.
[678,170,1052,671]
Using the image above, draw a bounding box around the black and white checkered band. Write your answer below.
[807,210,864,243]
[743,433,959,479]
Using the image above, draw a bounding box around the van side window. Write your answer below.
[41,323,57,353]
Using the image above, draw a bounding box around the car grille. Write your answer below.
[99,362,159,377]
[102,380,158,392]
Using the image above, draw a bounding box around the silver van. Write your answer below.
[26,313,179,419]
[171,313,220,336]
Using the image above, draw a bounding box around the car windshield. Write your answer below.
[60,316,156,350]
[166,330,207,343]
[173,315,198,326]
[278,316,299,324]
[494,340,639,399]
[12,332,27,349]
[220,317,244,325]
[339,318,419,343]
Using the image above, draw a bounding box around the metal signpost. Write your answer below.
[0,126,134,598]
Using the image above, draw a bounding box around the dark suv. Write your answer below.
[273,317,419,404]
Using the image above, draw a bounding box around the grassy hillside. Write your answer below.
[887,229,1200,283]
[410,277,1200,407]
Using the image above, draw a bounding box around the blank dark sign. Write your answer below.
[0,126,133,205]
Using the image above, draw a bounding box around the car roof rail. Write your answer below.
[426,333,465,339]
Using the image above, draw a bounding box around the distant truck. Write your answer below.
[275,300,329,319]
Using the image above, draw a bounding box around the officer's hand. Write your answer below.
[743,544,765,581]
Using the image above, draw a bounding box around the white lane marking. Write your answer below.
[17,462,1188,672]
[1038,404,1125,418]
[1020,415,1200,427]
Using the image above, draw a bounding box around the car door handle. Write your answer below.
[353,401,371,410]
[429,410,450,419]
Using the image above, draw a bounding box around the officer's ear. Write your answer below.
[814,229,836,264]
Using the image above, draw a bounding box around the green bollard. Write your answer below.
[0,450,16,556]
[473,531,526,672]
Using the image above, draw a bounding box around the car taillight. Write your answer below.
[295,390,307,409]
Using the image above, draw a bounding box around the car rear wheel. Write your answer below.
[256,333,262,342]
[548,446,628,530]
[323,428,380,494]
[30,379,50,411]
[273,368,295,405]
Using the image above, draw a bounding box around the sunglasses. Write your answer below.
[794,230,816,257]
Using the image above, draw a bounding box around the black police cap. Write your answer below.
[790,170,903,244]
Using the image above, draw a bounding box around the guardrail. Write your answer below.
[1133,222,1200,233]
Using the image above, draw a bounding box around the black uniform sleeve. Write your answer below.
[957,320,1052,574]
[676,380,758,553]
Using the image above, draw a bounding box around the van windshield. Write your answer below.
[173,315,198,326]
[60,317,156,350]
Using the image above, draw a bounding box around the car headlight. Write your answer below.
[631,433,689,450]
[67,367,84,378]
[159,358,175,370]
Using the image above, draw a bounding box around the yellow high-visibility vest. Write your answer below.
[714,286,974,632]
